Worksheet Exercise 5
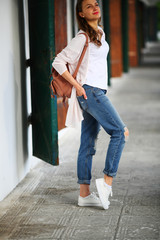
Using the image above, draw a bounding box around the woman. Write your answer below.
[52,0,129,210]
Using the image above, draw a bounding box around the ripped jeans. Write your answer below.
[77,84,127,185]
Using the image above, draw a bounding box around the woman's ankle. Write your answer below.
[104,174,113,186]
[80,192,90,198]
[80,184,90,197]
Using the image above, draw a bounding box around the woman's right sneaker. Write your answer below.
[78,192,102,207]
[96,178,113,210]
[78,192,110,207]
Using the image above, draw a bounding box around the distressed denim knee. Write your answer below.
[124,126,129,142]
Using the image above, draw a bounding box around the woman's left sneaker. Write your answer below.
[78,192,110,207]
[96,178,113,210]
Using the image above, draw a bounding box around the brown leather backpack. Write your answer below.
[50,33,88,101]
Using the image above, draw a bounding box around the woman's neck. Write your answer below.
[87,20,98,32]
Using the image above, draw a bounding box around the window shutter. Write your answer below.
[28,0,59,165]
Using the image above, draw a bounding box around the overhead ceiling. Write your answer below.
[139,0,160,6]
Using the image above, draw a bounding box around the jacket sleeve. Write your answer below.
[52,34,86,75]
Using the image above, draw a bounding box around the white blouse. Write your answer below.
[52,27,109,128]
[86,29,109,90]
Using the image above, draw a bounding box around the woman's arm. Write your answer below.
[61,70,87,99]
[52,34,88,99]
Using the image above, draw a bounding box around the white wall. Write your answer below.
[67,0,73,43]
[0,0,40,201]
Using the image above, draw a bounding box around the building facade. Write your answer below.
[0,0,159,201]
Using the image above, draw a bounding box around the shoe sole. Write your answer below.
[78,203,103,207]
[78,201,110,207]
[96,179,109,210]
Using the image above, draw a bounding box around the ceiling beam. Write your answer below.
[139,0,160,6]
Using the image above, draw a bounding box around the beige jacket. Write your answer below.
[52,27,104,127]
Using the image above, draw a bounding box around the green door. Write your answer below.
[28,0,58,165]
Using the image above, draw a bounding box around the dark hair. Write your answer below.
[76,0,103,46]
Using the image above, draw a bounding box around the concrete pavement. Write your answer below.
[0,47,160,239]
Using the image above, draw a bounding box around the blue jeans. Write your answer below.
[77,84,126,185]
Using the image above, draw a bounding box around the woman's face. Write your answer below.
[79,0,101,21]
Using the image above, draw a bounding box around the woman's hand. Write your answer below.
[61,70,87,99]
[76,85,87,99]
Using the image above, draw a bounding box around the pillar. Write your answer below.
[109,0,123,77]
[54,0,68,130]
[128,0,139,66]
[121,0,129,72]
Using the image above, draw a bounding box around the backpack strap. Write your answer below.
[72,33,89,79]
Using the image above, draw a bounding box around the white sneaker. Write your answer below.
[96,178,113,210]
[78,192,109,207]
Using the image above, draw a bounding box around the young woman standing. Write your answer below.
[52,0,129,210]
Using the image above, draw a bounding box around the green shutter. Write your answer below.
[28,0,59,165]
[71,0,76,37]
[103,0,111,86]
[121,0,129,72]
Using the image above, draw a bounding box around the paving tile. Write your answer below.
[9,224,62,239]
[115,224,159,240]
